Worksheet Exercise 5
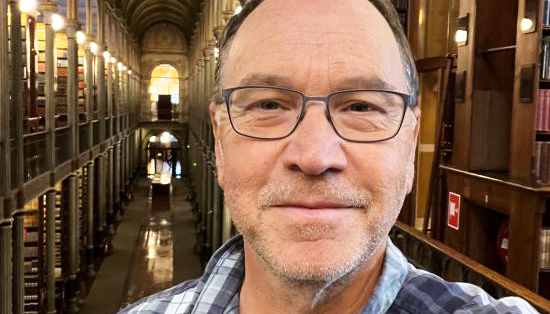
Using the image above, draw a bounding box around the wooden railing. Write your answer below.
[391,221,550,313]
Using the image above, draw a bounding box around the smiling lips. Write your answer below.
[272,202,358,220]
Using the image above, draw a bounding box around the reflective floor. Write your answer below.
[81,178,203,314]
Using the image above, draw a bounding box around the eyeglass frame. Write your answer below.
[221,85,415,143]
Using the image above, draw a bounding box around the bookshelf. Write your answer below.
[441,0,550,298]
[55,32,68,127]
[390,0,409,33]
[22,198,43,314]
[78,46,86,122]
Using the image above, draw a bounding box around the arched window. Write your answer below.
[149,64,179,104]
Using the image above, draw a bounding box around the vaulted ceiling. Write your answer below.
[115,0,204,45]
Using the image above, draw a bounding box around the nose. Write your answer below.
[281,101,348,176]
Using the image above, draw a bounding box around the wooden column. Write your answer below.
[45,189,56,314]
[12,211,24,314]
[66,0,79,160]
[1,0,11,198]
[39,3,58,174]
[97,1,106,143]
[10,0,24,190]
[0,219,12,314]
[94,154,106,252]
[107,147,115,235]
[85,162,96,277]
[65,175,78,314]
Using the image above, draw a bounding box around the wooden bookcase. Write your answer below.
[442,0,550,298]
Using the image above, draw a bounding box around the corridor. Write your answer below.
[80,178,202,314]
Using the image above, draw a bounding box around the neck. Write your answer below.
[239,240,387,314]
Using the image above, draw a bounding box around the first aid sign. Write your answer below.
[447,192,461,230]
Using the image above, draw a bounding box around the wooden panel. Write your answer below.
[508,190,544,291]
[452,0,476,169]
[510,0,542,182]
[469,90,512,171]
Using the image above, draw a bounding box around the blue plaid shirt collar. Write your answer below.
[190,235,408,314]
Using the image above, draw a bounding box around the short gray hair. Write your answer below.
[213,0,418,106]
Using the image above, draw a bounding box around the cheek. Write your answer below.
[221,134,282,203]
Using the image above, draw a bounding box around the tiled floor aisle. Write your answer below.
[80,178,203,314]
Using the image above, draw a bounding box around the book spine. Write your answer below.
[541,89,550,131]
[541,143,549,183]
[535,141,542,182]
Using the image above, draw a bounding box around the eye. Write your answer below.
[348,102,374,112]
[258,101,282,110]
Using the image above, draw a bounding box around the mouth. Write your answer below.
[271,202,360,220]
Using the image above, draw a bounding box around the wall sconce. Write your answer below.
[19,0,37,13]
[234,5,242,15]
[51,13,64,31]
[455,14,469,46]
[76,31,87,44]
[103,51,110,60]
[90,42,98,54]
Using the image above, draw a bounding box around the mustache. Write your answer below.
[256,177,372,210]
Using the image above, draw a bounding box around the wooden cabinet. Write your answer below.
[442,0,550,298]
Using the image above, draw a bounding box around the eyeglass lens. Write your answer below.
[227,87,406,142]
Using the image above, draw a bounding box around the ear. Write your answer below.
[210,102,225,188]
[405,106,421,194]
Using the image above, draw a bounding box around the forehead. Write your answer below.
[224,0,407,92]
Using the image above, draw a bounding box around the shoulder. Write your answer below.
[388,267,539,314]
[118,279,200,314]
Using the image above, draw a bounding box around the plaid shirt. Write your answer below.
[119,235,539,314]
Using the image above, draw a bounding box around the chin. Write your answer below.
[251,229,376,282]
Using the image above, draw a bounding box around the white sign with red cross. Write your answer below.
[447,192,461,230]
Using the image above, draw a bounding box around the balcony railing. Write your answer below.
[23,131,47,183]
[390,221,550,312]
[55,127,71,165]
[92,120,100,146]
[105,118,111,139]
[79,123,90,154]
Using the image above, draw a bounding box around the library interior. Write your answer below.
[0,0,549,313]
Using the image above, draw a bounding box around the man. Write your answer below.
[120,0,539,313]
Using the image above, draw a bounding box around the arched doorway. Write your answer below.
[149,64,179,121]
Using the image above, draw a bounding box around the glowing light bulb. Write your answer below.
[214,47,219,58]
[128,69,132,74]
[123,65,127,71]
[160,132,171,144]
[51,13,64,31]
[110,57,116,64]
[521,18,533,32]
[76,31,86,44]
[103,51,111,60]
[149,136,157,142]
[90,42,98,54]
[117,62,123,71]
[19,0,37,13]
[454,30,468,44]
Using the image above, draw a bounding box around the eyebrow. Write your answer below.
[236,74,400,92]
[333,76,400,92]
[238,74,294,89]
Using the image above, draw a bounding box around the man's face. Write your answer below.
[211,0,419,282]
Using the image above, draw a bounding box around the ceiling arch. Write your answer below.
[117,0,202,45]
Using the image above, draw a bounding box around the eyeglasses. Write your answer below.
[222,86,414,143]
